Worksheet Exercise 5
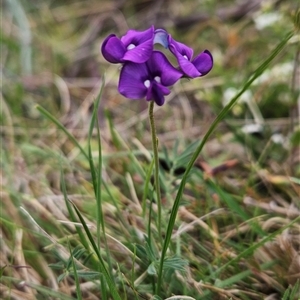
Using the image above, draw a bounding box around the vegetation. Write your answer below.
[1,1,299,299]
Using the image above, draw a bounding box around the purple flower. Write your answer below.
[118,51,183,106]
[153,29,213,78]
[168,36,213,78]
[101,26,155,64]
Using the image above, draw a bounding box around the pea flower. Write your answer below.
[118,51,183,106]
[168,36,213,78]
[101,26,155,64]
[101,26,213,106]
[153,29,213,78]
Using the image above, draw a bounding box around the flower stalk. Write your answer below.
[148,100,162,239]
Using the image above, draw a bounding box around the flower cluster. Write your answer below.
[101,25,213,106]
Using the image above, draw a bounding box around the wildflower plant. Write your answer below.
[101,26,213,105]
[102,27,213,234]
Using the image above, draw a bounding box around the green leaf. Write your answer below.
[145,235,158,262]
[65,246,86,270]
[70,270,102,281]
[57,273,67,283]
[282,279,300,300]
[289,279,300,300]
[134,244,149,262]
[48,262,64,270]
[162,256,188,273]
[147,262,157,275]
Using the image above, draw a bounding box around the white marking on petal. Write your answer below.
[144,80,150,88]
[127,44,136,50]
[154,76,161,83]
[183,55,188,60]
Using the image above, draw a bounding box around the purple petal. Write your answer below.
[147,51,183,86]
[118,62,148,99]
[101,34,126,63]
[122,38,154,63]
[154,29,169,48]
[168,36,193,60]
[192,50,213,76]
[168,36,200,78]
[169,43,200,78]
[121,26,154,47]
[146,82,170,106]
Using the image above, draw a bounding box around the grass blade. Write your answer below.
[87,78,114,279]
[68,241,82,300]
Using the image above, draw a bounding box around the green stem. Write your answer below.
[148,101,162,239]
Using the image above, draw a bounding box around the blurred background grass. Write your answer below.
[1,0,300,299]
